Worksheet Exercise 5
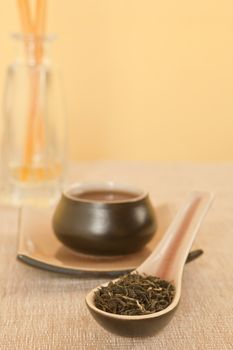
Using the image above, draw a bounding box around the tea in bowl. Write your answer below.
[52,182,157,256]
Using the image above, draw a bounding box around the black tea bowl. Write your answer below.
[52,182,157,256]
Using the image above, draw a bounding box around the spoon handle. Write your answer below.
[137,191,214,280]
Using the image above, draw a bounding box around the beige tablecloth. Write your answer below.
[1,162,233,350]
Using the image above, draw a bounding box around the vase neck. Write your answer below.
[12,34,55,66]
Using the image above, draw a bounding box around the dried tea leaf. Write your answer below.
[94,272,175,316]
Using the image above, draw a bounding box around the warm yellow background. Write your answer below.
[0,0,233,161]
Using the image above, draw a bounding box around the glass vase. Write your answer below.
[0,34,67,206]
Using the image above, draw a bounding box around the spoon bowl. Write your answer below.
[86,191,214,337]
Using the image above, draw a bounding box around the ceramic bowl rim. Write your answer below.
[63,181,148,204]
